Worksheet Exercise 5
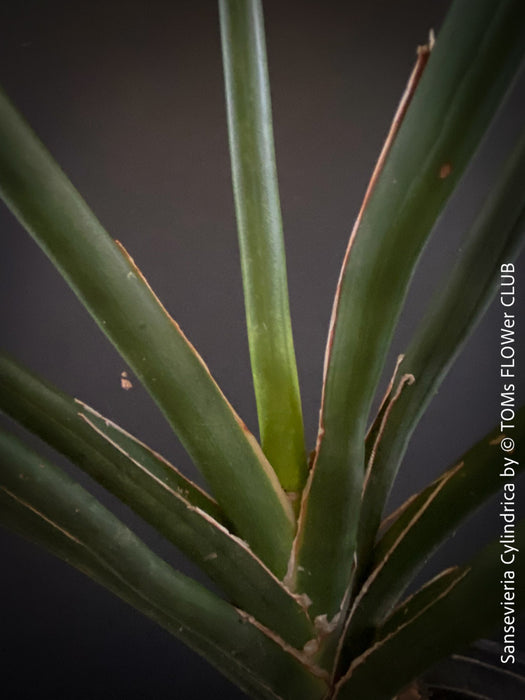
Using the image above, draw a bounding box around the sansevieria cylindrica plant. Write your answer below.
[1,1,524,697]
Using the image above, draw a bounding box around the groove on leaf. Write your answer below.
[0,486,83,545]
[76,401,221,508]
[362,371,415,496]
[334,568,468,696]
[336,461,463,665]
[77,406,314,647]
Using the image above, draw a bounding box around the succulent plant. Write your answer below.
[1,0,524,698]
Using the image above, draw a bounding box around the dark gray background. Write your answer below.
[0,1,523,697]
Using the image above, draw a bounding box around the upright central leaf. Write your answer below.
[220,0,307,492]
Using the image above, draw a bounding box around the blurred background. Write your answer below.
[0,1,523,696]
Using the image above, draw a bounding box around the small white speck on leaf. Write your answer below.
[120,371,133,390]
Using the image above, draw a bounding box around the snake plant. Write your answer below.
[1,0,524,697]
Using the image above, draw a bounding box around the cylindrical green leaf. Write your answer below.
[219,0,306,491]
[357,128,525,572]
[292,0,525,619]
[0,352,314,648]
[0,430,327,700]
[334,522,525,699]
[0,86,295,575]
[339,410,524,668]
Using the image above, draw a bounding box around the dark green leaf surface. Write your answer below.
[377,567,466,642]
[0,431,327,700]
[291,0,525,620]
[357,128,525,571]
[220,0,306,491]
[339,410,524,666]
[334,521,525,699]
[0,352,314,648]
[79,403,315,648]
[0,352,223,519]
[0,87,295,575]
